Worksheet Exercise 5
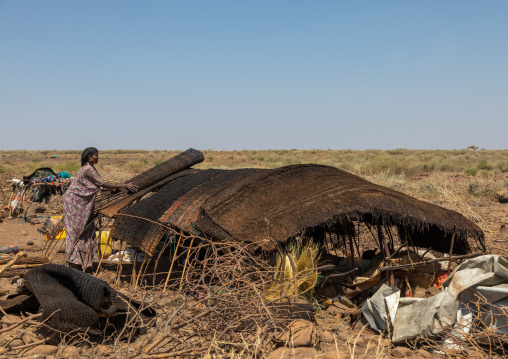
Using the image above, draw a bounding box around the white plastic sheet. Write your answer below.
[361,255,508,344]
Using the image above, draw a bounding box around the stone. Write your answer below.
[23,344,58,356]
[267,347,318,359]
[0,279,20,299]
[59,346,81,359]
[96,344,109,354]
[1,314,21,329]
[0,332,24,347]
[334,331,350,342]
[350,335,364,346]
[22,331,39,344]
[323,350,349,359]
[416,348,431,358]
[326,302,354,317]
[352,317,369,331]
[274,320,314,347]
[27,240,35,245]
[496,190,508,203]
[379,338,391,347]
[21,230,28,235]
[391,346,412,358]
[320,330,334,343]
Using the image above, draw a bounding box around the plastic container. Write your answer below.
[324,294,355,308]
[96,231,112,258]
[45,216,65,240]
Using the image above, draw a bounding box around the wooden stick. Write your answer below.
[379,251,483,272]
[115,239,125,286]
[378,224,394,286]
[135,254,152,290]
[447,226,456,274]
[178,237,194,292]
[0,252,27,276]
[349,232,355,270]
[153,233,172,287]
[365,222,383,253]
[95,216,114,276]
[131,248,139,287]
[163,236,182,293]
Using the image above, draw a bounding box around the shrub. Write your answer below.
[126,161,144,171]
[464,167,478,176]
[55,162,81,174]
[496,162,508,172]
[477,160,492,170]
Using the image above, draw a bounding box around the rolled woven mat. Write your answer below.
[127,148,204,191]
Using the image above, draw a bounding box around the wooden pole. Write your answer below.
[0,252,27,276]
[115,239,125,286]
[130,249,139,287]
[162,236,182,293]
[447,226,456,274]
[378,223,394,286]
[379,251,483,272]
[178,237,195,292]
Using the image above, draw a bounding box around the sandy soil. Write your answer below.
[1,169,507,358]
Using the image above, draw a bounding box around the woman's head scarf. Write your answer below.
[81,147,99,166]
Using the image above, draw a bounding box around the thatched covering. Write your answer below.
[127,148,204,191]
[110,164,485,256]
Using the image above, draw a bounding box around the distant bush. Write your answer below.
[154,160,164,166]
[55,162,81,174]
[496,162,508,172]
[477,160,493,170]
[140,158,148,165]
[363,156,420,176]
[0,165,5,173]
[464,167,478,176]
[126,161,144,171]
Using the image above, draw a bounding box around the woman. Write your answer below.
[62,147,138,270]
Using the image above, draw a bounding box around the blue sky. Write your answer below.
[1,1,507,150]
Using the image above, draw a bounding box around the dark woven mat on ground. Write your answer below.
[110,169,225,255]
[24,264,118,334]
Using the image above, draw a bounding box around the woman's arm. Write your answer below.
[102,182,139,193]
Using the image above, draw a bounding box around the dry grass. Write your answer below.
[2,149,506,203]
[1,149,507,358]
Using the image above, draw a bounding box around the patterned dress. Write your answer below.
[62,163,104,268]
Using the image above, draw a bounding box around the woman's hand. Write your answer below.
[125,183,139,193]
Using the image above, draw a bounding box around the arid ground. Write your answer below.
[0,149,507,358]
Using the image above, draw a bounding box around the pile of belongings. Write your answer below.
[22,168,73,203]
[362,254,508,348]
[0,245,19,254]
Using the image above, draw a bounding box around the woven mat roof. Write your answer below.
[111,164,484,255]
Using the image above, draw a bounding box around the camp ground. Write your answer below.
[0,149,507,358]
